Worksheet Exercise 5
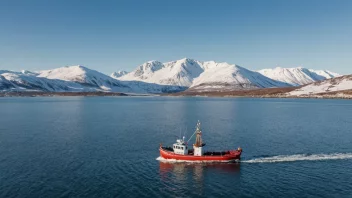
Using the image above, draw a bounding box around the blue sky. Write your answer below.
[0,0,351,74]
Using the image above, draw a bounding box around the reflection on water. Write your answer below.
[159,162,241,175]
[159,162,241,195]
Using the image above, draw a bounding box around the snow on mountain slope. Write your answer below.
[258,67,340,86]
[37,65,181,93]
[289,75,352,95]
[21,70,39,76]
[0,71,93,92]
[38,65,131,92]
[0,70,18,75]
[117,58,204,88]
[111,71,128,78]
[0,61,341,94]
[0,75,16,91]
[309,69,341,79]
[0,66,185,93]
[190,64,290,91]
[1,70,39,76]
[117,59,291,92]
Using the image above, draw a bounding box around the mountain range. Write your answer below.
[0,58,346,94]
[115,58,294,92]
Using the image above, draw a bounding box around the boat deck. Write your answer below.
[161,147,231,156]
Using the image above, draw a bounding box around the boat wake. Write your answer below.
[242,153,352,163]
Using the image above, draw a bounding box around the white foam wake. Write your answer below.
[242,153,352,163]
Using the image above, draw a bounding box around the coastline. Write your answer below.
[0,92,129,97]
[166,87,352,99]
[1,90,351,99]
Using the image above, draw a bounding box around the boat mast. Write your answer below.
[194,120,203,147]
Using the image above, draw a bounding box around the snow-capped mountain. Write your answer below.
[117,58,204,88]
[0,70,91,92]
[289,74,352,95]
[116,58,290,91]
[0,66,133,92]
[37,65,131,91]
[111,71,128,78]
[258,67,340,86]
[0,75,16,90]
[0,60,342,94]
[0,66,184,93]
[189,63,290,91]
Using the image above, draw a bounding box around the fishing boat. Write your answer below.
[159,121,242,162]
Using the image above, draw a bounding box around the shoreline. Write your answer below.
[0,92,129,97]
[1,91,351,99]
[165,94,352,100]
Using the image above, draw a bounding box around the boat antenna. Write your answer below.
[187,120,200,143]
[184,126,187,142]
[179,127,181,139]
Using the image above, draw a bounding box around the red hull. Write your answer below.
[160,148,241,162]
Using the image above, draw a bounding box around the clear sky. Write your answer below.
[0,0,351,75]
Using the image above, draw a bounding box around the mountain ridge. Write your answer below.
[0,59,344,94]
[258,67,341,86]
[114,58,340,91]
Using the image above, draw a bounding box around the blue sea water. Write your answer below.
[0,97,352,198]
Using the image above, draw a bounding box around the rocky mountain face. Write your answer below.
[111,71,128,78]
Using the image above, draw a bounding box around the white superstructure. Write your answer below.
[173,137,187,155]
[193,121,205,156]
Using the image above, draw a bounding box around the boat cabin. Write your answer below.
[173,139,187,155]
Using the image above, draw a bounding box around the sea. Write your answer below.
[0,97,352,198]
